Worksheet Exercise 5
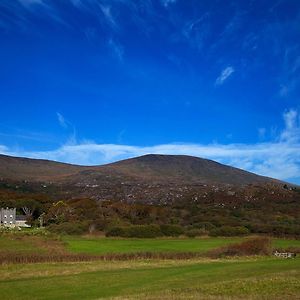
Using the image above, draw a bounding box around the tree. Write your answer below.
[45,201,71,224]
[18,199,41,218]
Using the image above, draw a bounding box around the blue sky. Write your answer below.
[0,0,300,183]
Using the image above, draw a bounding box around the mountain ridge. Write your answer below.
[0,153,280,185]
[0,153,297,207]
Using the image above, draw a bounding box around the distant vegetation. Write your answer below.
[1,185,300,237]
[0,155,300,238]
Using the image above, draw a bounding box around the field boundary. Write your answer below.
[0,251,208,264]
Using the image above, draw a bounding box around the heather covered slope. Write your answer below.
[0,154,278,186]
[0,154,299,237]
[0,154,293,205]
[0,154,85,181]
[103,154,276,185]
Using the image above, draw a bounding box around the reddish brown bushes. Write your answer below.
[207,237,272,258]
[0,251,204,265]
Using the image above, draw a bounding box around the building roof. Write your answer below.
[16,215,27,221]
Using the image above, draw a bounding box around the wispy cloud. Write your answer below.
[280,109,300,143]
[69,0,118,30]
[0,131,56,143]
[56,112,68,129]
[8,0,70,29]
[279,46,300,97]
[56,112,77,141]
[108,38,124,62]
[178,13,211,52]
[18,0,44,8]
[1,109,300,183]
[258,128,266,140]
[99,4,117,30]
[161,0,177,8]
[215,66,235,86]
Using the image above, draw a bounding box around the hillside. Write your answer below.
[0,153,294,205]
[102,154,276,185]
[0,153,277,185]
[0,154,85,181]
[0,153,299,237]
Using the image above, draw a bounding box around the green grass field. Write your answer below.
[0,257,299,299]
[0,235,41,253]
[1,234,300,299]
[272,238,300,249]
[64,236,244,254]
[63,236,300,255]
[1,234,300,256]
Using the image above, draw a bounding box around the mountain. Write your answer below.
[0,154,84,181]
[0,153,276,185]
[0,153,291,204]
[103,154,276,185]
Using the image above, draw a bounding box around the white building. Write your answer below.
[0,208,30,228]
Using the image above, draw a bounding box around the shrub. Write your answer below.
[160,224,184,237]
[208,237,272,258]
[106,225,163,238]
[48,222,87,235]
[106,226,126,237]
[126,225,162,238]
[194,222,216,231]
[185,228,207,238]
[209,226,250,237]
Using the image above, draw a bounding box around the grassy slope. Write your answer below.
[0,258,299,299]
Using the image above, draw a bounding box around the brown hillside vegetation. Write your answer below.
[0,153,299,238]
[0,153,279,185]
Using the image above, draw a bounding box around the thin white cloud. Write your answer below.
[0,131,55,143]
[18,0,44,7]
[99,4,117,30]
[56,112,68,129]
[0,145,9,153]
[258,128,266,140]
[279,46,300,97]
[70,0,82,7]
[162,0,177,7]
[215,66,235,86]
[15,0,70,28]
[69,0,118,31]
[108,38,124,62]
[280,109,300,143]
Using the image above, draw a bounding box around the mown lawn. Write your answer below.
[64,236,300,255]
[1,234,300,299]
[63,236,243,254]
[0,257,299,299]
[1,234,300,256]
[273,238,300,249]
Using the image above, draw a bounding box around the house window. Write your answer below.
[10,215,13,218]
[9,221,12,224]
[4,215,7,218]
[4,221,7,224]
